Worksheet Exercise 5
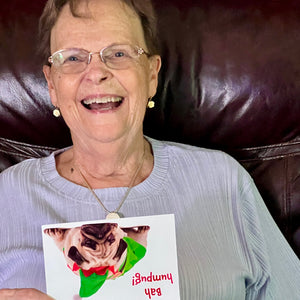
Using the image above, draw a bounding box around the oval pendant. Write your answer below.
[106,212,121,219]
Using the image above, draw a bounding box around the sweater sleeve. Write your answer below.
[237,171,300,299]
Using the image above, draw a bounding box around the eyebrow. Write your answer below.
[52,43,134,53]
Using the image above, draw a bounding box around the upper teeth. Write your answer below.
[83,96,123,105]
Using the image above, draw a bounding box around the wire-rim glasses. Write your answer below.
[48,44,150,74]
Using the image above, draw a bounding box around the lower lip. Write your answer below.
[81,99,124,113]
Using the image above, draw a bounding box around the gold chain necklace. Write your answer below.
[75,148,145,219]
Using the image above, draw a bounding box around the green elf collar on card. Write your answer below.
[68,236,146,297]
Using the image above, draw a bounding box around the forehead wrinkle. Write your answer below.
[50,0,146,53]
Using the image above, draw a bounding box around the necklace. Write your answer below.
[75,148,146,219]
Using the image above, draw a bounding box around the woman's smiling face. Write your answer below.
[43,0,161,144]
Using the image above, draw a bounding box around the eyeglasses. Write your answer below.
[48,44,150,74]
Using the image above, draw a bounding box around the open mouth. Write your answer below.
[81,96,124,112]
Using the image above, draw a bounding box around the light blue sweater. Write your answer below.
[0,138,299,299]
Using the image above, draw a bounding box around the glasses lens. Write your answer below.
[102,45,140,69]
[52,49,89,73]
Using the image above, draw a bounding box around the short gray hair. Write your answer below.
[38,0,159,65]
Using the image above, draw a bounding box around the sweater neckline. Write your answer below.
[40,137,168,201]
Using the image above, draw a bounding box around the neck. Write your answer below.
[56,135,153,189]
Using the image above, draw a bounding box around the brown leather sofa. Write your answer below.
[0,0,299,258]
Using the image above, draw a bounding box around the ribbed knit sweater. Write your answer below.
[0,138,299,299]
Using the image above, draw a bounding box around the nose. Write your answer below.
[84,52,112,83]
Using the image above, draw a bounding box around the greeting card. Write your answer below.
[42,214,180,299]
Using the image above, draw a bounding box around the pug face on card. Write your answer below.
[44,223,150,297]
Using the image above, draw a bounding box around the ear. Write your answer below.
[148,55,161,98]
[44,228,68,241]
[43,65,59,108]
[44,228,69,251]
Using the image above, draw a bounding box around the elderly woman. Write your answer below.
[0,0,299,299]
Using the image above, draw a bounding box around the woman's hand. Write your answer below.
[0,288,54,300]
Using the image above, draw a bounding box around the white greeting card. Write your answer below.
[42,214,180,300]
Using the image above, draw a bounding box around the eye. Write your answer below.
[61,50,88,64]
[81,237,97,250]
[111,49,129,59]
[114,51,125,58]
[67,56,79,62]
[64,54,86,64]
[104,47,131,60]
[106,233,116,245]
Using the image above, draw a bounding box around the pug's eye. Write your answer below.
[106,233,115,245]
[82,237,97,250]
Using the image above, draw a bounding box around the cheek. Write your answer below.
[119,63,151,95]
[53,75,81,105]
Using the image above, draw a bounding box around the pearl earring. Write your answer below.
[147,98,155,109]
[53,107,61,117]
